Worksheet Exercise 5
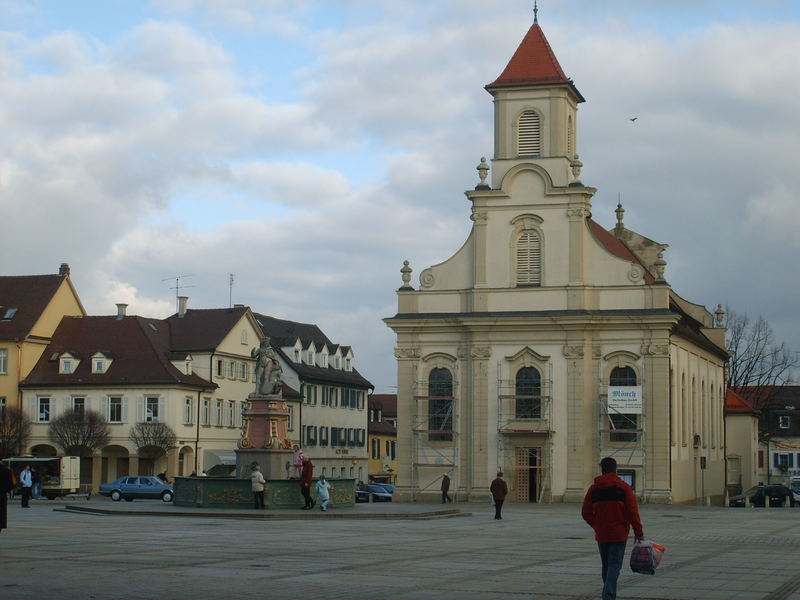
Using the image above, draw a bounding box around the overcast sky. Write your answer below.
[1,0,798,392]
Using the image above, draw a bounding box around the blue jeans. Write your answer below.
[597,541,627,600]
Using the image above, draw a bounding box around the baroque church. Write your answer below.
[385,14,728,504]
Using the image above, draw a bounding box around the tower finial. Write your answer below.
[534,1,539,24]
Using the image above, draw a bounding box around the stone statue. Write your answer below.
[251,339,283,396]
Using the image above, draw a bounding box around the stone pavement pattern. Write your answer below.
[1,498,800,600]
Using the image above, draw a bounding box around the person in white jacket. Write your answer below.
[314,475,332,512]
[251,465,266,509]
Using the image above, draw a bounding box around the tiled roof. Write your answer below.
[20,316,215,389]
[487,23,584,101]
[369,394,397,418]
[0,274,66,341]
[165,307,249,351]
[725,388,759,414]
[272,346,373,389]
[254,313,333,348]
[587,219,655,284]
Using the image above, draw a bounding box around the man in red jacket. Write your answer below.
[582,457,644,600]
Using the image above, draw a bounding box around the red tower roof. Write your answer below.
[487,22,584,101]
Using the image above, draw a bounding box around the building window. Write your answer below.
[294,349,300,362]
[216,359,223,378]
[428,368,453,441]
[305,385,317,405]
[345,358,352,371]
[321,354,328,368]
[287,405,294,432]
[609,366,638,442]
[389,440,396,460]
[240,363,248,380]
[228,362,235,378]
[517,110,541,156]
[371,437,380,459]
[779,415,791,429]
[0,348,7,374]
[108,396,124,423]
[358,391,365,410]
[37,397,51,422]
[60,358,73,374]
[72,397,86,417]
[202,398,210,426]
[184,397,193,425]
[215,400,223,425]
[225,401,234,427]
[319,426,328,446]
[516,231,542,286]
[145,397,160,422]
[515,367,541,418]
[322,387,330,406]
[335,356,341,369]
[308,350,315,365]
[332,388,339,408]
[93,359,105,373]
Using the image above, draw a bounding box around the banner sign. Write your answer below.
[607,386,643,414]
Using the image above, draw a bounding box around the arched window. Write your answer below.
[609,366,638,442]
[515,367,541,418]
[428,368,453,441]
[517,111,541,156]
[516,231,542,286]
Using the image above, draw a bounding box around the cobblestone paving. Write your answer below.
[2,498,800,600]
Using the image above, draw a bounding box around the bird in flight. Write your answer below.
[629,117,638,122]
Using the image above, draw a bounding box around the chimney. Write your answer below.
[116,304,128,319]
[178,296,188,318]
[59,263,71,277]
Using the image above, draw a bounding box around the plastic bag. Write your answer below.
[630,539,665,574]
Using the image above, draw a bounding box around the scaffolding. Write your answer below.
[496,362,554,503]
[597,369,646,500]
[411,379,459,501]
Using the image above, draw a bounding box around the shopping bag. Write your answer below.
[630,539,665,574]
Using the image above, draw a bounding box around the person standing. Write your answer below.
[490,472,508,520]
[582,457,644,600]
[441,473,452,504]
[300,456,314,509]
[315,475,332,511]
[251,465,266,509]
[19,465,33,508]
[0,461,14,533]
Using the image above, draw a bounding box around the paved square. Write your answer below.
[2,498,799,600]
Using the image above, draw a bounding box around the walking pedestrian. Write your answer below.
[490,472,508,520]
[19,465,33,508]
[0,461,14,533]
[300,456,314,509]
[441,473,452,503]
[251,465,266,509]
[315,475,331,511]
[581,457,644,600]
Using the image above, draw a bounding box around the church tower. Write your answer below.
[386,9,728,506]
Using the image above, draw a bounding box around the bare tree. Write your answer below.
[726,307,799,407]
[0,406,32,459]
[48,409,110,456]
[129,422,177,458]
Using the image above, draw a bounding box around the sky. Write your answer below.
[1,0,799,392]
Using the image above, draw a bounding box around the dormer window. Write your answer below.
[345,357,352,371]
[308,350,315,365]
[335,356,341,369]
[321,354,328,368]
[91,353,111,374]
[59,353,79,374]
[294,349,300,362]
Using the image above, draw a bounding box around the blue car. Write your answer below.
[99,476,174,502]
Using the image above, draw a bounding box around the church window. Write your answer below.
[609,366,638,442]
[516,231,542,286]
[428,368,453,442]
[515,367,541,419]
[517,111,541,156]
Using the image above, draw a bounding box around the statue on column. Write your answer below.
[251,338,283,396]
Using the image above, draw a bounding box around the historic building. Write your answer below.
[255,314,372,481]
[385,16,728,504]
[368,394,397,483]
[0,264,85,417]
[19,299,264,487]
[724,388,759,497]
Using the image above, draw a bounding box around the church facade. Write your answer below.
[385,18,728,504]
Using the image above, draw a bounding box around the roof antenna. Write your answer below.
[534,0,539,24]
[162,274,195,313]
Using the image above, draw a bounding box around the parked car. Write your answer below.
[99,476,174,502]
[355,481,393,502]
[729,484,796,507]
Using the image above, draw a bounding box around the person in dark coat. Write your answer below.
[441,473,452,504]
[490,472,508,520]
[582,457,644,600]
[299,457,315,509]
[0,461,14,533]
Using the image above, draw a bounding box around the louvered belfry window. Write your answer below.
[516,231,542,286]
[517,111,541,156]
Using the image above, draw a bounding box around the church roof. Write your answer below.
[486,22,584,101]
[725,388,759,415]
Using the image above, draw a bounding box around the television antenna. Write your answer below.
[162,274,195,313]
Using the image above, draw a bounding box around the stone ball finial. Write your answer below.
[715,304,726,328]
[476,157,490,190]
[400,260,413,290]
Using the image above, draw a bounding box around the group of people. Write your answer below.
[249,445,332,511]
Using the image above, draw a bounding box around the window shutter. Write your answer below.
[65,397,73,412]
[517,111,541,156]
[516,231,542,285]
[159,398,166,423]
[121,397,129,423]
[28,397,37,420]
[101,396,109,420]
[85,397,91,412]
[136,397,144,422]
